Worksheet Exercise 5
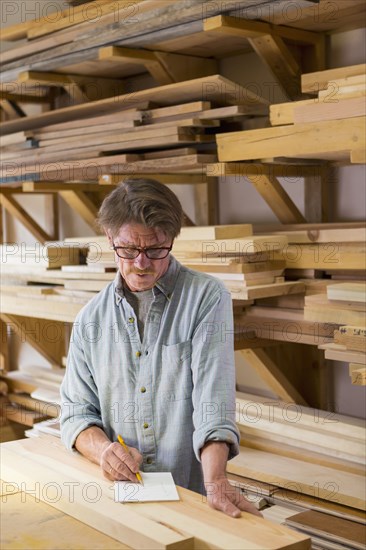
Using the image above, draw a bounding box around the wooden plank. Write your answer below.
[178,224,253,240]
[216,117,366,162]
[285,510,366,549]
[301,64,366,94]
[27,1,147,40]
[227,281,305,301]
[245,173,306,224]
[351,367,366,386]
[274,243,366,271]
[172,235,288,255]
[0,0,116,41]
[320,343,366,364]
[270,99,315,126]
[239,348,307,405]
[228,446,366,511]
[351,149,366,163]
[293,96,366,124]
[1,75,268,136]
[327,283,366,303]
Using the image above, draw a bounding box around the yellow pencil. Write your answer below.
[117,434,144,485]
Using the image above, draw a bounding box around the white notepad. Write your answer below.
[114,472,180,503]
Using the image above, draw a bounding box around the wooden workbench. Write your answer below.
[0,436,311,550]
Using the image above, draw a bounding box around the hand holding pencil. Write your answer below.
[117,435,144,485]
[101,435,143,483]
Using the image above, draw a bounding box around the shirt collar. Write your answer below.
[114,255,181,305]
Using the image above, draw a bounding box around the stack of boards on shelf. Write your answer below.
[262,506,366,550]
[304,282,366,385]
[0,75,268,183]
[173,224,305,301]
[216,63,366,163]
[1,365,62,428]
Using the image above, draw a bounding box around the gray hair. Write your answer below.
[98,178,183,239]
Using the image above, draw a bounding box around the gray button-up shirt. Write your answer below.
[60,255,239,493]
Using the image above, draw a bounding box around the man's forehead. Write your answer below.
[115,223,165,242]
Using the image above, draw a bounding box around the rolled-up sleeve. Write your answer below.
[60,319,104,450]
[191,286,240,462]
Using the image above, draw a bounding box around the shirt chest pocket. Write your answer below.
[160,341,193,401]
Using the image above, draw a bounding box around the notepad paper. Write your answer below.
[114,472,180,503]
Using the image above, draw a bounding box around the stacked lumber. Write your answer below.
[235,392,365,467]
[0,241,87,270]
[216,64,366,163]
[285,510,366,550]
[0,78,268,183]
[173,225,306,301]
[0,435,311,550]
[228,444,365,512]
[308,283,366,386]
[1,365,62,428]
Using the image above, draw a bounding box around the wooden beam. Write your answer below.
[0,193,52,243]
[18,71,124,103]
[0,91,49,104]
[99,174,207,185]
[0,100,25,119]
[99,45,174,85]
[245,173,306,224]
[1,314,65,367]
[304,164,329,222]
[59,190,101,233]
[204,15,320,100]
[239,348,308,405]
[23,182,108,192]
[248,34,301,100]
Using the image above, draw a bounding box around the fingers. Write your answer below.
[237,497,263,518]
[101,442,141,482]
[208,493,241,518]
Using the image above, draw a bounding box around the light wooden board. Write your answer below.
[0,437,310,550]
[293,96,366,125]
[327,283,366,303]
[216,117,366,162]
[1,490,130,550]
[228,447,366,511]
[227,281,305,301]
[178,224,253,240]
[301,64,366,94]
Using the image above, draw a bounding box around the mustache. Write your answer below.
[130,269,155,275]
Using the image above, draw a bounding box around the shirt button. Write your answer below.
[145,351,148,356]
[140,387,146,393]
[128,317,134,323]
[143,422,149,429]
[146,458,152,464]
[136,351,141,358]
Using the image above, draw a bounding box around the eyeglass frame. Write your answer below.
[112,242,172,260]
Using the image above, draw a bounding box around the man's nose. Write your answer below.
[134,251,151,269]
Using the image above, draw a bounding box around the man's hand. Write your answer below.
[101,441,143,482]
[75,426,142,482]
[205,476,262,518]
[201,441,262,518]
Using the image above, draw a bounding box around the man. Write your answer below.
[61,178,260,518]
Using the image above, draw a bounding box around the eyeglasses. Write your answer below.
[112,243,172,260]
